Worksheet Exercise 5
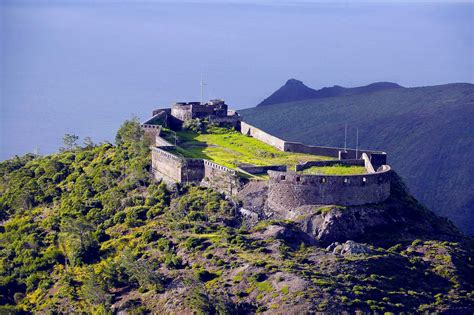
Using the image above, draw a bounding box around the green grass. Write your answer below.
[162,129,331,170]
[299,164,367,175]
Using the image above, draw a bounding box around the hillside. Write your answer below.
[1,119,474,313]
[240,82,474,235]
[257,79,402,106]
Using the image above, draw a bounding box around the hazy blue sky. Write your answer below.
[0,1,472,160]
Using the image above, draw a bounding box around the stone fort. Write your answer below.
[142,99,392,212]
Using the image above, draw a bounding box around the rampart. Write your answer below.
[266,165,391,213]
[151,132,241,194]
[203,160,241,195]
[240,122,387,169]
[151,147,183,183]
[237,164,288,175]
[240,121,286,151]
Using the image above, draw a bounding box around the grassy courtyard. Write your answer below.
[299,164,367,175]
[160,128,331,170]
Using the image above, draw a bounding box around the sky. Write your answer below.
[0,1,473,160]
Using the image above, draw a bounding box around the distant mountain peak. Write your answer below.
[258,79,319,107]
[257,79,404,107]
[286,78,304,85]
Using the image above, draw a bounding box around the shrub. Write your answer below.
[194,269,218,282]
[164,252,184,269]
[124,206,150,227]
[142,230,161,243]
[184,236,205,251]
[156,238,172,252]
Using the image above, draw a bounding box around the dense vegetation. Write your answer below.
[1,119,473,313]
[241,82,474,235]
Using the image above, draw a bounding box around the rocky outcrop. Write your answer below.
[237,180,269,218]
[326,240,373,255]
[254,223,317,248]
[297,206,398,244]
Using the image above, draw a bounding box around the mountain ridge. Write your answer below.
[257,79,403,106]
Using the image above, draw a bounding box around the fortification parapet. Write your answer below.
[266,166,391,212]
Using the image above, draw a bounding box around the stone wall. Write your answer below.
[203,160,241,195]
[152,108,171,117]
[361,153,375,173]
[240,121,286,151]
[208,115,241,128]
[155,134,174,148]
[182,159,205,183]
[151,147,183,183]
[283,141,385,161]
[143,124,161,143]
[237,164,287,175]
[266,167,391,212]
[171,104,194,122]
[239,122,387,166]
[151,143,240,194]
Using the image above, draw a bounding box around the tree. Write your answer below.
[115,118,143,146]
[80,268,111,308]
[83,136,94,147]
[58,217,98,267]
[61,134,79,151]
[119,249,163,292]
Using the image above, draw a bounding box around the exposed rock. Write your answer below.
[255,224,317,247]
[326,242,340,252]
[239,208,259,226]
[338,240,372,255]
[236,180,268,217]
[297,205,402,244]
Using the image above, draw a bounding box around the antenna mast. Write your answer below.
[200,76,206,104]
[355,128,359,159]
[344,123,347,151]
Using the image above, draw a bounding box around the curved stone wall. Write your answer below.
[266,166,391,211]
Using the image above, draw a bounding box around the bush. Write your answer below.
[183,118,206,133]
[184,237,205,251]
[124,206,150,227]
[194,269,218,282]
[142,230,161,243]
[157,238,173,252]
[164,252,183,269]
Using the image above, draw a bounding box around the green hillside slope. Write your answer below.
[1,119,473,313]
[240,83,474,235]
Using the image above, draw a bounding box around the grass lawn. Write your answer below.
[299,164,367,175]
[161,128,331,170]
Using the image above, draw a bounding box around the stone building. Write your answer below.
[171,99,229,122]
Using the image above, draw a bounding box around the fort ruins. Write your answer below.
[142,99,392,213]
